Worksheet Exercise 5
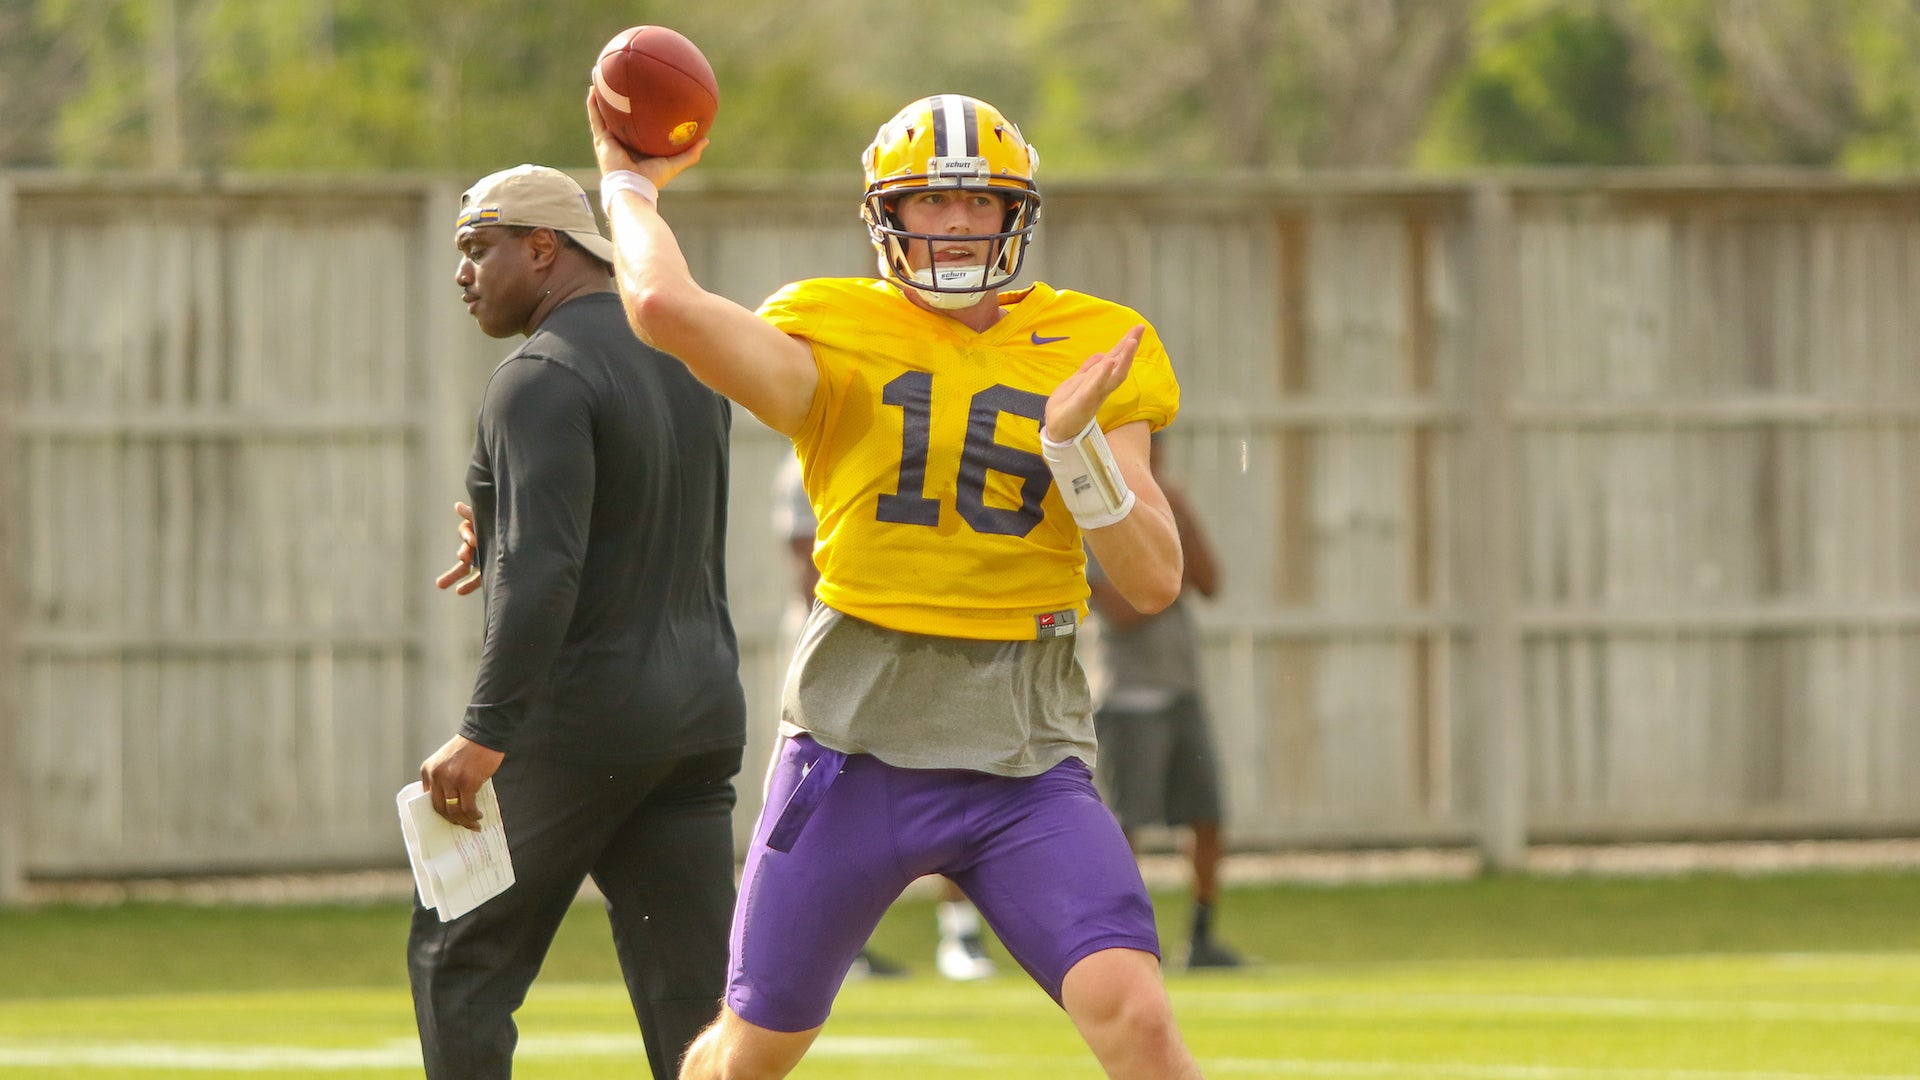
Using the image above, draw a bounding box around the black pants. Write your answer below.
[408,745,742,1079]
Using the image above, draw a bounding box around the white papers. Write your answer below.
[396,778,515,921]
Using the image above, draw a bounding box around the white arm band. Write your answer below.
[599,170,658,216]
[1041,419,1137,530]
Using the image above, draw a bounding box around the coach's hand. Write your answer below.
[1045,325,1143,441]
[420,735,504,831]
[433,501,482,595]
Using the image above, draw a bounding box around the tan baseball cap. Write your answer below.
[456,164,615,266]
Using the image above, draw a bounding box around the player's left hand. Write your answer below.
[1045,325,1143,440]
[420,735,505,831]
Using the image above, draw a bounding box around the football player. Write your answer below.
[589,92,1205,1080]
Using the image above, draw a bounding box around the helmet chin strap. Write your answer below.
[877,239,995,309]
[911,264,990,309]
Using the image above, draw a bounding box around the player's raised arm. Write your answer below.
[586,91,818,437]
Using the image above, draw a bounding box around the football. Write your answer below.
[591,25,719,158]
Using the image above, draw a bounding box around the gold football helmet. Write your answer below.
[861,95,1042,308]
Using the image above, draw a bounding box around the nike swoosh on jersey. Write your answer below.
[1030,332,1071,345]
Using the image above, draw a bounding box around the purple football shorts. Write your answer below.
[724,733,1160,1032]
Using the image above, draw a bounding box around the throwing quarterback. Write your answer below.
[589,92,1207,1079]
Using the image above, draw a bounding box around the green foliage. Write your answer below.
[1421,0,1920,170]
[16,0,1920,174]
[1022,0,1215,175]
[1421,0,1650,166]
[1838,0,1920,171]
[0,1,78,164]
[41,0,156,167]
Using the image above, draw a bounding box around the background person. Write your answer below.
[1086,438,1244,970]
[590,91,1207,1080]
[409,163,747,1080]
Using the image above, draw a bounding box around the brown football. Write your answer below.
[590,26,718,158]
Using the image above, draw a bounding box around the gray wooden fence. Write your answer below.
[3,170,1918,901]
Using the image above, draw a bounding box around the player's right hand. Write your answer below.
[433,501,482,595]
[586,88,707,190]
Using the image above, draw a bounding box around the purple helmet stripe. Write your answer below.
[927,95,977,159]
[959,98,979,157]
[929,94,950,156]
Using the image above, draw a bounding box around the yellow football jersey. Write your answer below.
[757,278,1180,640]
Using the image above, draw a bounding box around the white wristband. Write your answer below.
[599,170,658,216]
[1041,419,1136,530]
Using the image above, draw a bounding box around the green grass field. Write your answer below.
[3,869,1919,1077]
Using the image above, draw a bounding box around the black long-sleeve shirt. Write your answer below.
[459,291,745,764]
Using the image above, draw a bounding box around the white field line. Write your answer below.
[0,1033,1914,1079]
[4,1043,1911,1080]
[1199,949,1920,982]
[939,1052,1920,1080]
[882,1049,1920,1080]
[0,1041,422,1071]
[7,959,1920,1075]
[1168,990,1920,1023]
[0,1034,960,1071]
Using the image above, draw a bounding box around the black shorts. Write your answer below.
[1092,692,1224,829]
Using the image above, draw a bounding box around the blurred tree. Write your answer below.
[1418,0,1920,170]
[38,0,205,168]
[1833,0,1920,170]
[199,0,656,171]
[22,0,1040,175]
[1024,0,1471,173]
[1277,0,1476,168]
[677,0,1041,175]
[1418,0,1653,166]
[0,1,84,165]
[197,0,437,170]
[12,0,1920,175]
[1617,0,1859,166]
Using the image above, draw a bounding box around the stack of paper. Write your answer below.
[396,778,515,921]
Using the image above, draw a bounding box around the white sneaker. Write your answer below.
[936,934,996,981]
[935,899,997,981]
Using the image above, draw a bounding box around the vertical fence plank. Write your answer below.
[0,177,22,903]
[418,182,485,787]
[1269,212,1319,824]
[1468,182,1527,869]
